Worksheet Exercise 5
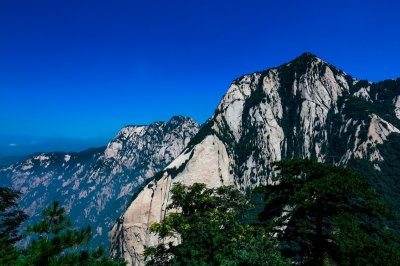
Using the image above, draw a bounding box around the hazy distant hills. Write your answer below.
[0,155,27,167]
[0,116,199,248]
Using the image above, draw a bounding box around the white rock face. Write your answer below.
[64,154,71,162]
[354,86,371,101]
[111,54,400,265]
[217,73,261,141]
[105,142,123,160]
[296,62,346,161]
[110,135,234,265]
[0,116,199,248]
[113,54,399,265]
[351,114,400,162]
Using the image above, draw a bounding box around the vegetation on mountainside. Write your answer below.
[348,133,400,221]
[258,159,400,266]
[0,187,28,265]
[146,160,400,266]
[0,189,125,266]
[2,159,400,265]
[144,183,288,266]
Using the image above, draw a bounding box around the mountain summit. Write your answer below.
[110,54,400,265]
[0,116,199,247]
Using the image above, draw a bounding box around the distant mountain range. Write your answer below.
[2,53,400,266]
[110,53,400,265]
[0,155,27,167]
[0,116,199,248]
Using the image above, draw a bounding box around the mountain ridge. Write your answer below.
[110,53,400,265]
[0,116,199,248]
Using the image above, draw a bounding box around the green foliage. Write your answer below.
[345,78,400,129]
[0,187,27,265]
[0,187,28,245]
[369,78,400,127]
[259,159,400,265]
[320,77,400,167]
[27,201,75,235]
[0,199,126,266]
[22,201,91,265]
[145,183,288,266]
[347,133,400,231]
[342,96,372,123]
[373,133,400,215]
[0,238,22,265]
[44,246,125,266]
[332,213,400,266]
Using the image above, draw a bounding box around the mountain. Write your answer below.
[0,116,199,247]
[0,155,27,167]
[110,53,400,265]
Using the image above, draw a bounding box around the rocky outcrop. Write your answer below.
[0,116,199,247]
[110,53,400,265]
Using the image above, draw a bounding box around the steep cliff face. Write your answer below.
[0,116,199,247]
[110,53,400,265]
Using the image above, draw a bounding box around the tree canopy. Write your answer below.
[21,200,125,266]
[259,159,400,266]
[145,183,288,266]
[0,194,125,266]
[0,187,28,244]
[0,187,28,265]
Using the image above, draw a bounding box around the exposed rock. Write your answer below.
[0,116,199,248]
[110,53,400,265]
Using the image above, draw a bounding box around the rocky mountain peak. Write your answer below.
[0,116,199,248]
[168,115,196,124]
[110,54,400,265]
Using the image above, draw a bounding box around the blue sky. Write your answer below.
[1,0,400,155]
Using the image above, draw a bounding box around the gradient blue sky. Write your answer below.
[1,0,400,155]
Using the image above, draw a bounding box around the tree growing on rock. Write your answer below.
[145,183,288,266]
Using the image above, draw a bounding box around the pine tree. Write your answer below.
[21,200,125,266]
[259,159,400,265]
[145,183,288,266]
[0,187,27,265]
[0,187,28,244]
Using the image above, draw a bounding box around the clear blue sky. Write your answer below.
[1,0,400,155]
